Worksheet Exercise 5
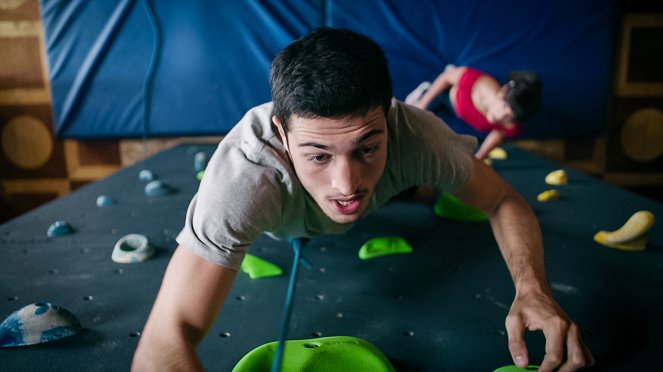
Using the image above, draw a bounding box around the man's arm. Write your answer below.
[132,246,237,371]
[455,158,594,371]
[474,129,504,160]
[414,64,463,110]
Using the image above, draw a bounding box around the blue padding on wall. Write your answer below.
[39,0,615,139]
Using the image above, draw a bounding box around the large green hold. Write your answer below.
[233,336,396,372]
[358,237,413,260]
[434,192,487,221]
[493,365,540,372]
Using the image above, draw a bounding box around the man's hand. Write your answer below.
[506,288,595,371]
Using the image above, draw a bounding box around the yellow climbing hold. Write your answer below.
[537,189,560,202]
[488,147,508,160]
[545,169,568,185]
[593,211,655,251]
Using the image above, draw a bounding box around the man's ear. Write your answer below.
[272,115,289,151]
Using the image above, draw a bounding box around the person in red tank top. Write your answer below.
[406,65,542,159]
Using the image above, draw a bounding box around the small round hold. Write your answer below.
[96,195,115,207]
[144,180,172,196]
[194,152,208,172]
[47,221,73,237]
[138,169,155,182]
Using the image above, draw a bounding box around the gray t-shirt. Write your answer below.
[177,100,477,270]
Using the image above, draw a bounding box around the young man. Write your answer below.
[132,28,592,371]
[406,65,542,160]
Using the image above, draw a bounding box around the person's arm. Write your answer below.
[456,158,594,371]
[474,129,504,160]
[414,64,463,110]
[132,246,237,371]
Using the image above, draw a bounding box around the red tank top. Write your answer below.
[454,67,522,137]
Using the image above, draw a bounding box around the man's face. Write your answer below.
[274,106,388,224]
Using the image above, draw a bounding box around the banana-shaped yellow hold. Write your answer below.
[593,210,655,251]
[537,189,560,202]
[545,169,568,185]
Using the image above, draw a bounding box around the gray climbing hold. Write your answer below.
[112,233,154,263]
[0,302,83,347]
[144,180,172,196]
[138,169,155,181]
[96,195,115,207]
[194,151,208,172]
[47,221,73,237]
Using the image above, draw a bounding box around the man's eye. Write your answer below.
[307,154,329,162]
[360,145,379,155]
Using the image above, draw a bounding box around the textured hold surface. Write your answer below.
[241,254,283,279]
[358,237,413,260]
[600,211,654,243]
[46,221,73,237]
[434,192,487,221]
[233,336,395,372]
[0,303,82,347]
[112,234,155,263]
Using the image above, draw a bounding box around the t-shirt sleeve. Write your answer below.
[176,143,284,271]
[391,101,478,194]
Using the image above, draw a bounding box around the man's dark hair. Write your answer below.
[270,28,393,132]
[504,71,542,122]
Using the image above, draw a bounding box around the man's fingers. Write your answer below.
[505,314,528,368]
[557,324,594,372]
[538,316,569,371]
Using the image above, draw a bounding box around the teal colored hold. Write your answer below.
[194,152,208,172]
[138,169,155,181]
[144,180,172,196]
[96,195,115,207]
[47,221,73,237]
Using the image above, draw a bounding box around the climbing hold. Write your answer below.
[96,195,115,207]
[194,151,208,172]
[233,336,395,372]
[545,169,568,185]
[138,169,155,181]
[434,192,487,221]
[196,170,205,181]
[493,365,540,372]
[537,189,560,202]
[112,234,154,263]
[0,302,83,347]
[359,237,413,260]
[593,211,655,251]
[47,221,73,237]
[144,180,173,196]
[241,254,283,279]
[488,147,508,160]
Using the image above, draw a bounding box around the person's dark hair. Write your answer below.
[504,71,542,122]
[270,28,393,132]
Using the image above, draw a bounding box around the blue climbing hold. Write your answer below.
[0,302,83,347]
[138,169,156,181]
[144,180,172,196]
[47,221,73,237]
[96,195,115,207]
[194,151,208,172]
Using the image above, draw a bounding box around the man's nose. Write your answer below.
[330,158,358,196]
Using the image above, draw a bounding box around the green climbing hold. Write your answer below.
[434,192,487,221]
[232,336,395,372]
[493,365,540,372]
[240,254,283,279]
[196,170,205,181]
[358,237,413,260]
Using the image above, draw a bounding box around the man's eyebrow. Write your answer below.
[297,129,385,150]
[298,142,332,150]
[355,129,385,144]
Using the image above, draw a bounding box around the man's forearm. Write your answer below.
[487,189,550,294]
